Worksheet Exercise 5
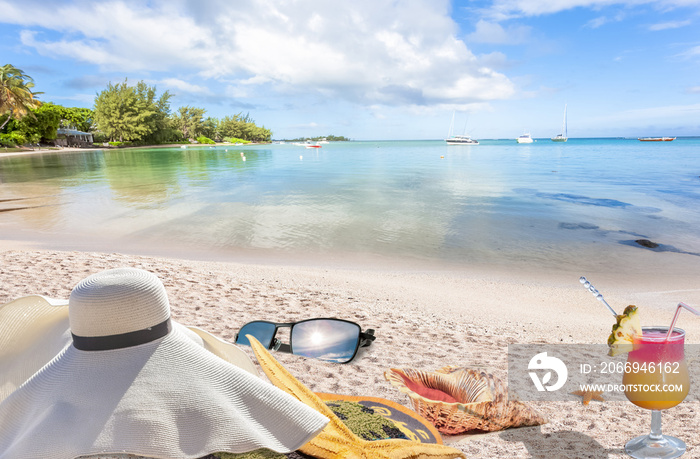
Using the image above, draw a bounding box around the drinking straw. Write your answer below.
[579,276,618,317]
[665,302,700,341]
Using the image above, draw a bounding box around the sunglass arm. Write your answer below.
[359,329,376,348]
[272,339,292,353]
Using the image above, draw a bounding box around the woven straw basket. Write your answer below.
[385,366,546,435]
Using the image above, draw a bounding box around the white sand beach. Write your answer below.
[0,143,251,158]
[0,146,102,158]
[2,242,700,458]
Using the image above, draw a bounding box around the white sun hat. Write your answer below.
[0,295,72,403]
[0,268,328,459]
[0,295,260,404]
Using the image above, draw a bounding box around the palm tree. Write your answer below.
[0,64,43,131]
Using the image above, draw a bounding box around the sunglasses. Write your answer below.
[235,318,375,364]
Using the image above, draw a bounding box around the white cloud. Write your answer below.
[677,45,700,59]
[467,20,532,44]
[583,10,629,28]
[20,30,133,69]
[481,0,699,20]
[585,16,612,28]
[0,0,515,107]
[648,19,692,30]
[424,69,515,101]
[477,51,511,71]
[11,1,216,72]
[159,78,210,94]
[686,86,700,94]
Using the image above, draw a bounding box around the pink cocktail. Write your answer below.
[622,327,689,458]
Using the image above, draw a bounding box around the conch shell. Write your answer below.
[385,366,547,435]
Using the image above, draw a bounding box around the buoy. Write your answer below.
[300,155,303,160]
[440,155,444,159]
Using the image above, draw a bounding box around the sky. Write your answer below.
[1,0,699,140]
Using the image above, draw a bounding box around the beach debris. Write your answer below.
[385,366,547,435]
[635,239,659,249]
[570,389,605,405]
[607,305,642,357]
[247,335,466,458]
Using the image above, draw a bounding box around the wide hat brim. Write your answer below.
[0,295,258,403]
[0,296,328,458]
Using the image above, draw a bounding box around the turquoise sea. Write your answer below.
[1,138,700,271]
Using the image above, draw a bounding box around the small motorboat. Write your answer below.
[516,133,534,143]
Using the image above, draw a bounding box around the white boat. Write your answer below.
[446,134,479,145]
[638,137,676,142]
[516,132,534,143]
[551,104,568,142]
[445,111,478,145]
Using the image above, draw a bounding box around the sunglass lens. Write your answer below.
[291,319,361,363]
[236,322,277,348]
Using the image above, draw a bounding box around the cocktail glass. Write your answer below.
[622,327,689,458]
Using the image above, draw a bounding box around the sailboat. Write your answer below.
[445,111,478,145]
[551,104,568,142]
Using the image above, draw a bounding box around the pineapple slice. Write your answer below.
[607,305,642,356]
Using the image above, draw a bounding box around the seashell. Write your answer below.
[385,366,547,435]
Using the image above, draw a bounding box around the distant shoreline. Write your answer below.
[0,141,267,158]
[3,137,699,159]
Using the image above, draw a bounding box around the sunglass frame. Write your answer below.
[235,317,375,364]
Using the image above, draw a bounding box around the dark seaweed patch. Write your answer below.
[559,222,600,230]
[0,206,32,213]
[535,192,631,208]
[619,240,700,257]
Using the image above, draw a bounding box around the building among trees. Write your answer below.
[54,128,93,147]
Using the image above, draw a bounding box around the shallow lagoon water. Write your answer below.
[1,138,700,271]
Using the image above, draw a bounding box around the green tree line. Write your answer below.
[1,101,94,147]
[1,67,272,147]
[285,135,350,142]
